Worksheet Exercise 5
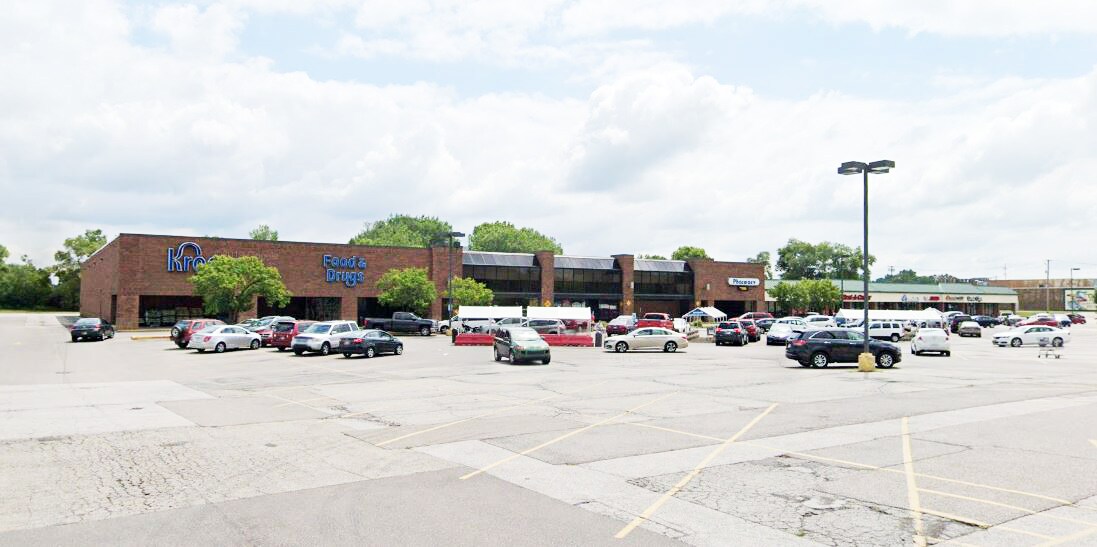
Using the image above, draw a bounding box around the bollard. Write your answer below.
[857,352,876,372]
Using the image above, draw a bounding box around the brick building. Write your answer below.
[80,234,765,329]
[989,278,1096,312]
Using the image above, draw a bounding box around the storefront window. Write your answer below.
[554,268,621,295]
[634,271,693,296]
[463,265,540,294]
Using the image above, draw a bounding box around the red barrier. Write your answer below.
[453,333,594,347]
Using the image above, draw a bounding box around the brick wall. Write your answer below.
[688,259,765,308]
[536,251,554,306]
[79,238,120,321]
[614,254,635,316]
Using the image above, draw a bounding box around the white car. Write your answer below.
[803,315,835,328]
[993,326,1070,348]
[187,325,262,353]
[485,317,525,335]
[911,328,950,356]
[440,315,495,334]
[867,320,904,342]
[775,317,808,332]
[765,323,796,345]
[291,320,359,355]
[604,328,689,353]
[672,318,690,333]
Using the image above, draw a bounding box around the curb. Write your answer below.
[131,335,170,341]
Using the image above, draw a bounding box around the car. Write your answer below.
[269,320,315,351]
[485,317,526,335]
[948,314,973,333]
[993,326,1070,348]
[245,315,294,346]
[765,323,796,345]
[971,315,999,328]
[636,313,674,330]
[672,318,690,333]
[714,321,749,346]
[1018,316,1058,328]
[775,317,808,332]
[1004,314,1025,327]
[957,320,982,337]
[739,312,774,322]
[440,315,494,334]
[865,320,904,342]
[69,317,115,342]
[362,312,434,336]
[291,320,359,355]
[170,319,191,339]
[785,328,902,369]
[521,319,565,335]
[803,315,836,328]
[606,315,637,335]
[1053,314,1072,328]
[911,328,950,356]
[172,318,224,348]
[336,329,404,358]
[186,325,262,353]
[494,327,551,364]
[755,317,776,332]
[604,327,689,353]
[1068,313,1087,325]
[740,319,761,342]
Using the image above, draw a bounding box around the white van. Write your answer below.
[867,320,904,342]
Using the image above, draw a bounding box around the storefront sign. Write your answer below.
[728,277,760,287]
[842,294,871,301]
[965,296,982,303]
[166,242,209,272]
[324,255,367,287]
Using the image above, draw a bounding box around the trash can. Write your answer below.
[594,331,603,348]
[451,327,458,344]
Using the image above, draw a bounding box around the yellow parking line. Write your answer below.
[260,393,331,413]
[925,538,979,547]
[377,380,608,447]
[460,392,677,480]
[920,488,1097,527]
[628,422,724,442]
[918,508,989,528]
[902,417,927,546]
[615,404,778,539]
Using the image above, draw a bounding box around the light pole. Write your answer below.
[839,159,895,372]
[1070,267,1080,311]
[444,231,465,320]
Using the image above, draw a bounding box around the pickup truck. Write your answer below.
[636,313,674,330]
[362,312,434,336]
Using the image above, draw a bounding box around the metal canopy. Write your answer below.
[635,259,688,272]
[462,251,536,267]
[554,256,617,270]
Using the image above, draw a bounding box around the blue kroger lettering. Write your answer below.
[166,242,209,272]
[323,254,367,287]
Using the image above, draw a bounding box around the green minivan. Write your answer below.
[493,327,551,364]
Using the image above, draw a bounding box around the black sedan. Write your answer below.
[337,329,404,358]
[70,318,115,342]
[785,328,901,368]
[971,315,999,327]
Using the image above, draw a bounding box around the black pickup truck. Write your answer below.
[362,312,434,336]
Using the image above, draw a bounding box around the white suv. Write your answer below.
[867,321,904,342]
[291,320,358,355]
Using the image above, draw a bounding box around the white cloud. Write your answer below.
[2,0,1097,280]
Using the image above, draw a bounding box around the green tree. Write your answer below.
[671,246,710,261]
[747,251,773,279]
[445,277,494,307]
[249,224,279,241]
[636,254,667,260]
[377,267,437,316]
[801,279,842,313]
[468,221,563,254]
[776,239,875,280]
[0,244,9,265]
[187,256,291,323]
[50,229,108,310]
[0,256,53,309]
[350,215,453,247]
[768,281,806,315]
[874,268,940,284]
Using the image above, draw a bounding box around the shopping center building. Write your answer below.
[764,279,1019,316]
[80,234,766,329]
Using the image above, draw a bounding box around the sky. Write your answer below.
[2,0,1097,280]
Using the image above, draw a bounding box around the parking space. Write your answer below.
[1,313,1096,545]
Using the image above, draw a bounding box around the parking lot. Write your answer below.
[2,312,1096,546]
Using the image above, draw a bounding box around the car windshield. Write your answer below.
[512,331,542,341]
[770,324,791,332]
[74,319,100,326]
[273,322,295,333]
[718,322,739,329]
[303,324,332,334]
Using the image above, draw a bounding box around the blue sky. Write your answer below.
[3,1,1097,279]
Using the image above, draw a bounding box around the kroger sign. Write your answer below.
[166,242,210,272]
[324,255,367,287]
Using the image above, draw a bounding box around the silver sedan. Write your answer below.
[604,328,689,353]
[187,325,262,353]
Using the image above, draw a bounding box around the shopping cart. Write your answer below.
[1037,337,1061,359]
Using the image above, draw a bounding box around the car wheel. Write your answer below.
[542,356,551,364]
[1052,337,1064,347]
[664,341,677,353]
[215,342,226,354]
[365,346,376,358]
[615,342,628,353]
[890,334,900,342]
[395,345,404,355]
[277,347,285,352]
[343,352,352,358]
[320,343,331,356]
[170,327,180,338]
[944,351,951,357]
[1010,338,1022,348]
[439,326,448,334]
[250,339,260,350]
[197,349,205,353]
[293,349,304,356]
[876,352,895,368]
[420,326,430,336]
[810,352,829,368]
[911,346,916,355]
[494,349,502,362]
[71,336,78,343]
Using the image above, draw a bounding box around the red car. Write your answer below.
[740,319,761,342]
[636,313,674,330]
[172,319,224,348]
[270,320,316,351]
[606,315,637,335]
[1019,317,1058,327]
[739,312,773,321]
[1068,314,1087,325]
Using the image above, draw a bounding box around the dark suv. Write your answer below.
[785,328,901,368]
[948,315,973,333]
[714,321,749,346]
[971,315,999,327]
